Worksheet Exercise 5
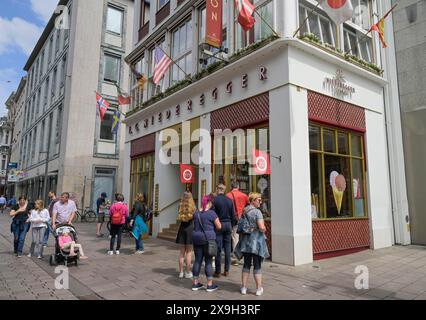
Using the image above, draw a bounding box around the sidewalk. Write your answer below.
[1,212,426,300]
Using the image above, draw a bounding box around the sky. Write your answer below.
[0,0,59,117]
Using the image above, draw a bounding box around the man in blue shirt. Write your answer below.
[0,195,6,213]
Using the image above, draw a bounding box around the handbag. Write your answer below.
[197,212,217,257]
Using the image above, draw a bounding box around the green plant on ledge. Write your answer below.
[299,32,321,44]
[344,54,384,75]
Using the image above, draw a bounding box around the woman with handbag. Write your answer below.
[235,192,270,296]
[191,194,221,292]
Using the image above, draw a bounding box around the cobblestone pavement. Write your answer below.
[1,212,426,300]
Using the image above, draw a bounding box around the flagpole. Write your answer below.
[292,1,322,37]
[154,43,190,79]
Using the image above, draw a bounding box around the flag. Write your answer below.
[114,83,131,107]
[153,46,173,85]
[180,164,195,184]
[96,92,110,122]
[321,0,354,25]
[368,4,397,48]
[235,0,256,31]
[130,65,148,89]
[111,109,121,134]
[252,148,271,175]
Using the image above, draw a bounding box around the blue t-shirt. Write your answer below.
[192,210,218,246]
[96,197,106,214]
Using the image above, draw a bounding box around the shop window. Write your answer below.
[309,124,367,219]
[213,126,271,218]
[130,154,155,208]
[235,0,274,51]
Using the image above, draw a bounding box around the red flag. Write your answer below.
[96,92,109,122]
[235,0,256,31]
[206,0,223,48]
[252,148,271,175]
[180,164,195,184]
[368,4,397,49]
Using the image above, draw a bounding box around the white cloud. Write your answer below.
[30,0,59,23]
[0,17,42,55]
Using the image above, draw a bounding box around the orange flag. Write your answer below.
[369,4,397,48]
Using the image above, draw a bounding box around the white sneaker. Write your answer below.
[115,250,120,255]
[241,287,247,295]
[37,255,42,259]
[107,251,114,256]
[178,272,184,279]
[27,253,32,258]
[255,287,264,296]
[184,272,193,279]
[135,250,145,254]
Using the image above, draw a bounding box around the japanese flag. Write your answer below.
[321,0,354,25]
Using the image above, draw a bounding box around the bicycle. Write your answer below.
[74,207,97,223]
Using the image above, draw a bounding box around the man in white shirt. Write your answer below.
[52,192,77,229]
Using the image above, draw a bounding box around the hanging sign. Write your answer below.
[180,164,195,184]
[206,0,223,48]
[252,149,271,175]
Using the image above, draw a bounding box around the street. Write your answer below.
[1,212,426,300]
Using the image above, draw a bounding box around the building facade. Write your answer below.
[0,117,12,195]
[393,0,426,245]
[124,0,410,265]
[17,0,134,209]
[5,77,27,198]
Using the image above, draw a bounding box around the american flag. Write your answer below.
[153,46,172,85]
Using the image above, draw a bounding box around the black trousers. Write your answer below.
[110,224,123,251]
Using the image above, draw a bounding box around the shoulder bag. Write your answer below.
[197,212,217,257]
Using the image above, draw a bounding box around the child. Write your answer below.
[28,200,50,259]
[58,229,88,259]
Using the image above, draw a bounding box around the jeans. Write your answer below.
[110,224,123,251]
[242,253,262,274]
[42,221,52,246]
[29,227,46,257]
[192,244,214,280]
[215,221,232,273]
[13,221,30,254]
[135,237,144,251]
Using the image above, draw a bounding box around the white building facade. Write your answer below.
[18,0,134,209]
[124,0,410,265]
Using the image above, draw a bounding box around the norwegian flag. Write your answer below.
[235,0,256,31]
[153,46,172,85]
[96,92,110,122]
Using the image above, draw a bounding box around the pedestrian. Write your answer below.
[0,194,6,213]
[96,192,108,237]
[130,193,148,254]
[191,194,222,292]
[7,196,17,208]
[42,191,58,247]
[176,191,195,279]
[212,184,237,278]
[108,193,128,255]
[9,196,31,257]
[51,192,77,229]
[226,182,249,266]
[235,192,270,296]
[28,200,49,259]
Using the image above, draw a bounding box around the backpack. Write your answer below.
[237,209,255,235]
[111,204,123,225]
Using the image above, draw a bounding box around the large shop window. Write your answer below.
[235,0,273,51]
[171,18,192,84]
[309,124,367,219]
[213,126,270,218]
[130,154,155,207]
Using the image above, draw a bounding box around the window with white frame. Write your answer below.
[52,67,57,99]
[299,3,337,46]
[351,0,371,30]
[148,40,167,97]
[131,56,146,111]
[99,110,115,141]
[55,30,60,54]
[31,128,37,160]
[104,53,121,83]
[40,50,45,77]
[36,89,41,118]
[56,106,62,144]
[343,25,373,62]
[171,18,192,84]
[49,35,54,64]
[140,0,150,26]
[236,0,273,51]
[61,55,67,87]
[106,6,124,35]
[44,77,49,107]
[40,120,45,158]
[157,0,169,10]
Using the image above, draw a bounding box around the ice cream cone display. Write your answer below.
[330,171,347,215]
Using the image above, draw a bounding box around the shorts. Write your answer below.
[97,213,105,223]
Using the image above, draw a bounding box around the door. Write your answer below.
[92,168,116,211]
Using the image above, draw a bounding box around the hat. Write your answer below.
[101,192,107,197]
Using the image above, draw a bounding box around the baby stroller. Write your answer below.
[49,224,80,266]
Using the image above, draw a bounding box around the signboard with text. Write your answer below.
[206,0,223,48]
